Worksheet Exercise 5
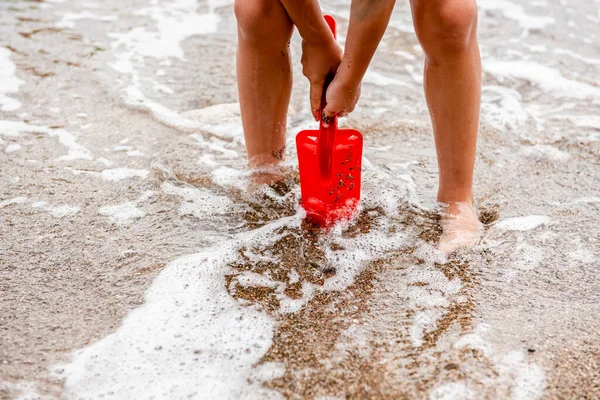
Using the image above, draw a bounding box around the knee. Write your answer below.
[413,0,478,56]
[234,0,293,43]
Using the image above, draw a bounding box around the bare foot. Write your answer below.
[247,163,291,195]
[438,202,483,253]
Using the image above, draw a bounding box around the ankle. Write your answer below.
[437,186,473,205]
[248,151,285,169]
[249,164,290,187]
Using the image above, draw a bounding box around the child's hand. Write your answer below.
[301,38,343,121]
[321,74,362,126]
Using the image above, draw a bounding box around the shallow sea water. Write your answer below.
[0,0,599,399]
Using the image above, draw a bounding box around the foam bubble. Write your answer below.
[568,115,600,130]
[161,182,232,218]
[100,168,149,181]
[0,381,54,400]
[0,48,24,112]
[56,12,117,29]
[553,48,600,65]
[5,143,21,153]
[520,144,571,162]
[0,121,92,160]
[31,201,81,218]
[406,267,464,347]
[481,85,529,131]
[573,197,600,204]
[510,241,544,274]
[99,202,144,224]
[429,382,475,400]
[494,215,550,231]
[51,129,93,161]
[567,239,596,264]
[98,192,152,225]
[363,70,413,88]
[192,134,238,158]
[0,196,27,208]
[124,88,244,140]
[453,326,545,400]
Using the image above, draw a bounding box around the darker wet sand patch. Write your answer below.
[221,198,481,398]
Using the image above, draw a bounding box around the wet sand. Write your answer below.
[1,0,599,399]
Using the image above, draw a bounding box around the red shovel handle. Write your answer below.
[318,15,337,183]
[324,14,336,40]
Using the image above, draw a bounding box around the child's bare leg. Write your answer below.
[234,0,294,184]
[410,0,483,252]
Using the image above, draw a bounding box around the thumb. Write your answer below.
[309,82,323,122]
[321,103,338,127]
[322,102,338,117]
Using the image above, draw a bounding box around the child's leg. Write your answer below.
[234,0,294,183]
[409,0,483,251]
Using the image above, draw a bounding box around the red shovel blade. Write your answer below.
[297,125,363,227]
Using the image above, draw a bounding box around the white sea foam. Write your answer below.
[31,201,81,218]
[481,85,530,131]
[0,120,92,160]
[509,241,544,275]
[394,50,417,61]
[199,153,219,166]
[479,0,555,33]
[39,0,66,7]
[236,271,280,289]
[99,202,144,224]
[161,182,232,218]
[57,139,421,397]
[98,191,153,225]
[429,382,475,400]
[495,351,546,400]
[56,222,294,400]
[567,115,600,130]
[494,215,550,231]
[124,87,244,140]
[554,48,600,65]
[100,168,149,181]
[191,134,238,158]
[51,129,93,161]
[113,145,147,157]
[568,240,596,264]
[520,144,571,162]
[484,60,600,100]
[335,323,372,359]
[56,11,117,28]
[0,381,54,400]
[407,267,463,347]
[573,196,600,204]
[404,64,424,85]
[453,325,545,400]
[363,70,413,88]
[0,196,27,208]
[107,0,223,94]
[0,47,24,112]
[127,0,219,59]
[5,143,21,153]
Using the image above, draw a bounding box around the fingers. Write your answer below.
[309,82,323,122]
[321,104,340,128]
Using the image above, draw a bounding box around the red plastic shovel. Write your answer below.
[296,15,363,227]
